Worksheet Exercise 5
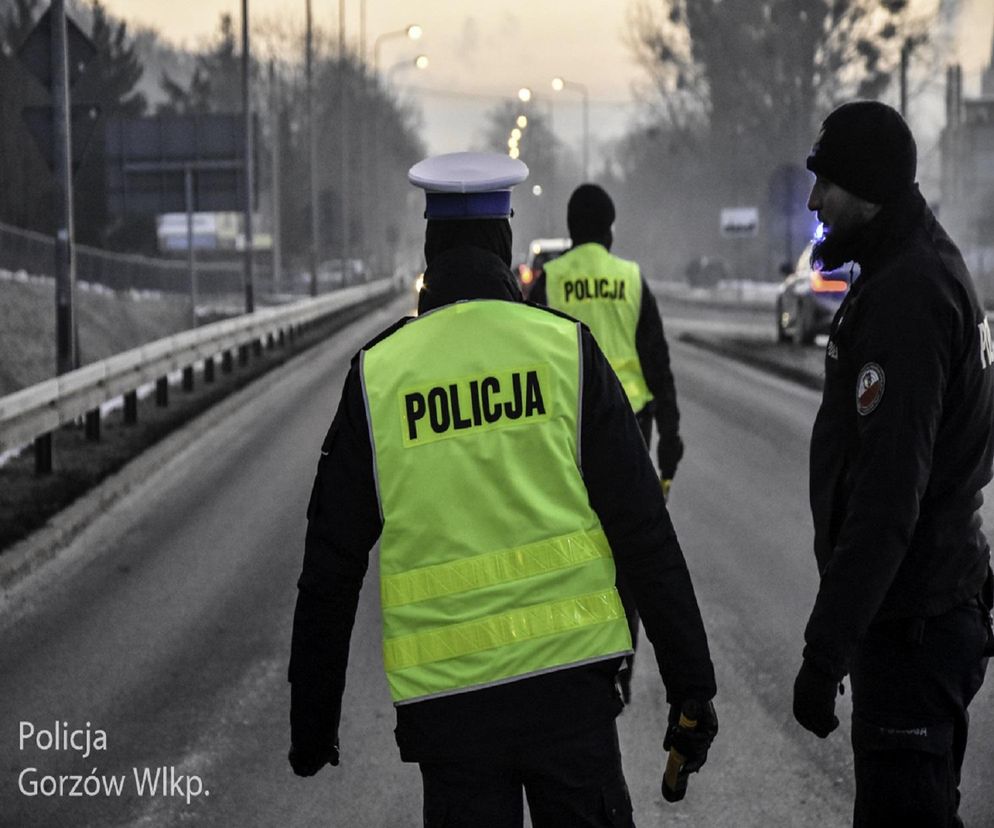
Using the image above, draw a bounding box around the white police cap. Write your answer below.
[408,151,529,220]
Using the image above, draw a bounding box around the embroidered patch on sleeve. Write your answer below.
[856,362,885,416]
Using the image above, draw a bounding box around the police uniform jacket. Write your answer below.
[530,252,683,478]
[289,244,716,763]
[804,185,994,681]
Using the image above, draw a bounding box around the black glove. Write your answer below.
[792,660,840,738]
[657,435,684,481]
[663,699,718,773]
[288,740,340,777]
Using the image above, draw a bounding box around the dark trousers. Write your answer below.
[419,721,634,828]
[849,597,990,827]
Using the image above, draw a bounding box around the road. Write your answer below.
[1,297,992,826]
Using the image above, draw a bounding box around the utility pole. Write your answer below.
[241,0,255,313]
[339,0,350,286]
[51,0,76,375]
[269,60,283,293]
[900,38,910,117]
[307,0,319,297]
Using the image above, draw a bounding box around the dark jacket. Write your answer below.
[530,252,683,478]
[804,186,994,680]
[289,244,716,763]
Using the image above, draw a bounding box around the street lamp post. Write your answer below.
[372,24,422,73]
[241,0,254,313]
[306,0,318,296]
[386,54,429,84]
[552,76,589,180]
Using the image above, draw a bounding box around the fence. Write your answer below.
[0,219,268,296]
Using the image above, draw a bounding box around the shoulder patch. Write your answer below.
[856,362,885,416]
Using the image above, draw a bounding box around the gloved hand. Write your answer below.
[663,699,718,773]
[661,479,672,501]
[792,660,840,738]
[288,740,340,777]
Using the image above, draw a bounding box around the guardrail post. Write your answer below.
[238,344,249,366]
[253,338,263,358]
[278,329,285,348]
[222,350,233,374]
[156,377,169,407]
[182,366,194,392]
[34,433,53,475]
[124,390,138,424]
[204,356,215,383]
[85,409,100,441]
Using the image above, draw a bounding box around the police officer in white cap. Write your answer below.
[288,151,718,826]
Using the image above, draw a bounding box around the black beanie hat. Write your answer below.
[567,183,616,241]
[806,101,916,204]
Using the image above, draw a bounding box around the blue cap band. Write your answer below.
[424,191,512,220]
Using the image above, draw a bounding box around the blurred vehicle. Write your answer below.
[776,241,855,345]
[684,256,729,288]
[517,237,570,298]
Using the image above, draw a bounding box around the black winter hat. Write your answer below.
[567,183,616,241]
[806,101,916,204]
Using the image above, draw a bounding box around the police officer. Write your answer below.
[791,101,994,826]
[531,183,684,703]
[531,183,683,496]
[288,152,718,827]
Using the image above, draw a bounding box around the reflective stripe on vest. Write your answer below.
[544,244,653,412]
[361,300,632,704]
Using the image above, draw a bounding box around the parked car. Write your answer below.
[517,237,570,298]
[775,241,855,345]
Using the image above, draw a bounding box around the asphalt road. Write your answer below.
[1,298,992,826]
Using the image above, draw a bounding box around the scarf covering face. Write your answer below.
[418,219,522,314]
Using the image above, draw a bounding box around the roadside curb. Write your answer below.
[678,331,825,392]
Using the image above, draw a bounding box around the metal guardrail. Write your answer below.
[0,279,394,458]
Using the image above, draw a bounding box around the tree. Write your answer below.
[73,0,148,245]
[618,0,946,279]
[158,14,241,115]
[628,0,936,167]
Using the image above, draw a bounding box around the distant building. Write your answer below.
[941,22,994,303]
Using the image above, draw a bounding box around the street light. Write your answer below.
[518,87,532,103]
[386,54,429,84]
[373,24,423,72]
[551,76,589,179]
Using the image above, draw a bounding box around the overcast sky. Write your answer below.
[102,0,993,166]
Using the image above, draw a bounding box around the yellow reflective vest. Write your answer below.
[543,243,653,413]
[360,299,632,704]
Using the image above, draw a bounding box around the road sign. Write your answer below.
[21,104,100,171]
[16,6,97,90]
[106,115,253,215]
[720,207,759,238]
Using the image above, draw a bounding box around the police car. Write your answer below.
[775,240,855,345]
[517,238,570,298]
